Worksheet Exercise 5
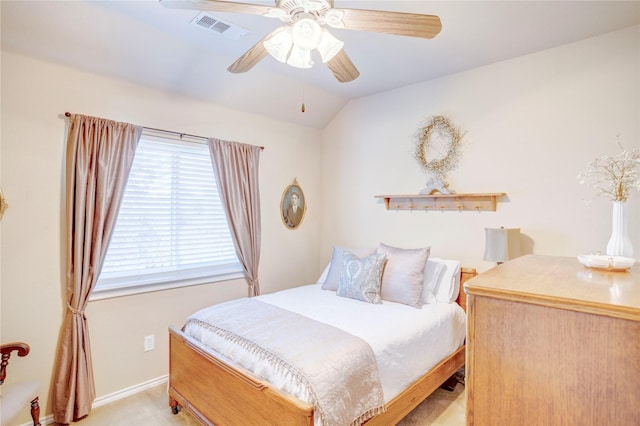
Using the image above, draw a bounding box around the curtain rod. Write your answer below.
[64,112,264,150]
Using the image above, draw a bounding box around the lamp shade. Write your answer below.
[263,27,293,63]
[291,18,322,50]
[286,45,313,68]
[484,227,521,263]
[316,29,344,62]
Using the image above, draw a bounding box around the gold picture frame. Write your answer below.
[0,189,8,220]
[280,179,306,230]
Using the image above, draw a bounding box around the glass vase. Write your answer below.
[605,201,633,257]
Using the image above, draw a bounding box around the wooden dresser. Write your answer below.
[464,254,639,426]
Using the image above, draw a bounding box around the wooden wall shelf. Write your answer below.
[375,193,506,212]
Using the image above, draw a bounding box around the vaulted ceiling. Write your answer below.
[2,1,639,128]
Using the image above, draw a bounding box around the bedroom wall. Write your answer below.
[0,50,322,423]
[320,26,640,273]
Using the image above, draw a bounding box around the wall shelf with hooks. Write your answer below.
[375,193,506,212]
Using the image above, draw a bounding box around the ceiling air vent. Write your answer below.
[190,12,249,40]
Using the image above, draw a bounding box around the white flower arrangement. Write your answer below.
[577,136,640,203]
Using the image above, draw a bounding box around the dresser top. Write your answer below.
[465,254,640,321]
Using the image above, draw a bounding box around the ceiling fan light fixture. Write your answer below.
[263,27,293,63]
[287,45,313,68]
[291,17,322,50]
[316,29,343,62]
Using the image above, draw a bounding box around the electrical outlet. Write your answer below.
[144,334,155,352]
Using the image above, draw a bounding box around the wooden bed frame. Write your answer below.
[168,267,477,425]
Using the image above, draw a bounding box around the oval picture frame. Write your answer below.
[281,179,306,230]
[0,189,7,220]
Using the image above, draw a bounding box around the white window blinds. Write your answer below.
[95,132,243,296]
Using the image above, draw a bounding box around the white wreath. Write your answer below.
[414,115,464,178]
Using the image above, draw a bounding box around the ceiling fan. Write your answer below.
[160,0,442,82]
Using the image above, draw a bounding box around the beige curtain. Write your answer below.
[53,114,142,424]
[208,139,262,296]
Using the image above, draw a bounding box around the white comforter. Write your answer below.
[257,284,467,402]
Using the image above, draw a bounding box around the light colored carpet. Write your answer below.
[77,382,465,425]
[397,386,465,426]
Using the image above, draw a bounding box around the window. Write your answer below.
[93,131,243,299]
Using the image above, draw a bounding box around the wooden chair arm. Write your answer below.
[1,342,31,384]
[2,342,31,356]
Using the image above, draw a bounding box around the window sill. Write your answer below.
[89,272,246,301]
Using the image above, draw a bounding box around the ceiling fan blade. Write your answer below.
[326,49,360,83]
[227,34,270,73]
[338,8,442,39]
[160,0,272,16]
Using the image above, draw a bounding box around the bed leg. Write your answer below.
[169,398,182,415]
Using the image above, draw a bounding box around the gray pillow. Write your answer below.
[336,252,387,304]
[377,243,430,308]
[322,246,377,291]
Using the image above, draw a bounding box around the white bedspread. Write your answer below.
[257,284,467,402]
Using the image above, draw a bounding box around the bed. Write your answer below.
[168,244,477,425]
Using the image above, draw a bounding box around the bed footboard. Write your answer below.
[168,326,314,426]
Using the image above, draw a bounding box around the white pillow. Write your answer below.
[322,246,377,291]
[421,259,446,304]
[377,243,430,308]
[430,258,462,303]
[316,263,330,284]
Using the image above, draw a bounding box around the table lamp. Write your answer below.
[483,227,521,264]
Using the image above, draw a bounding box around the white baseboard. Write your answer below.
[92,374,169,409]
[38,375,169,425]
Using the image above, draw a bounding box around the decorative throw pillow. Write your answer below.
[322,246,377,291]
[377,243,430,308]
[336,252,386,304]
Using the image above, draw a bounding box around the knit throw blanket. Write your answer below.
[183,298,385,426]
